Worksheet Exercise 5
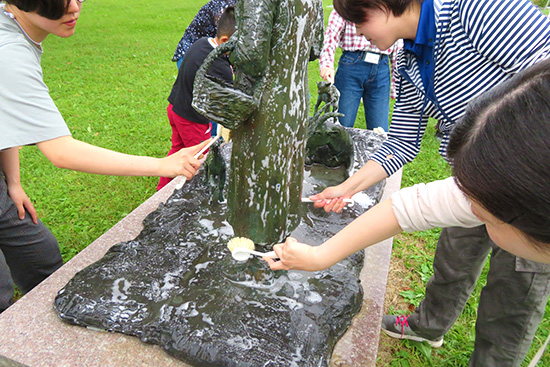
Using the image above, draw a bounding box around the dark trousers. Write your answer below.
[407,226,550,367]
[0,173,62,312]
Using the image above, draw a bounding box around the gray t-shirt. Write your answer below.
[0,7,71,151]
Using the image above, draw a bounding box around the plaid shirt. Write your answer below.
[319,9,403,98]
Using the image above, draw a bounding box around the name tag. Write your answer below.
[364,52,380,64]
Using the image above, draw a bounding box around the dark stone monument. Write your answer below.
[54,0,388,365]
[54,129,386,367]
[193,0,325,245]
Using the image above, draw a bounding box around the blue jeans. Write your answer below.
[334,51,390,130]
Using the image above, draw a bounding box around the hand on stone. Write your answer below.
[309,186,351,213]
[264,237,319,271]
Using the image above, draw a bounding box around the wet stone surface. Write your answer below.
[54,129,385,367]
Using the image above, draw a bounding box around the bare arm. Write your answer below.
[319,10,345,83]
[309,160,388,212]
[265,199,401,271]
[0,147,38,223]
[36,136,210,178]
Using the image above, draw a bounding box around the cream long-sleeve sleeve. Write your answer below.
[391,177,482,232]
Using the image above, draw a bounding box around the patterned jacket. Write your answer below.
[172,0,236,62]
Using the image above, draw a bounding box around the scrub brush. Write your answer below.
[227,237,278,261]
[301,197,355,207]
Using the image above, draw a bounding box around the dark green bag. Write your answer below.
[192,38,263,130]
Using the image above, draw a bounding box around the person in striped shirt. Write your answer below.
[319,9,402,131]
[307,0,550,365]
[267,58,550,365]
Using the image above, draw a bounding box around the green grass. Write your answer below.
[16,0,549,365]
[22,1,207,259]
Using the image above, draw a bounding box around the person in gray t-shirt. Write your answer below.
[0,0,210,313]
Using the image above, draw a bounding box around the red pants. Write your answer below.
[157,103,211,191]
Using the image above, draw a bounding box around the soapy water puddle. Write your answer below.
[55,130,385,367]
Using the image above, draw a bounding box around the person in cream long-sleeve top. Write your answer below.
[266,59,550,364]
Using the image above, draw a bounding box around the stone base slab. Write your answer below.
[0,169,401,367]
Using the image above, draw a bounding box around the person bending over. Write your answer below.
[303,0,550,365]
[266,59,550,365]
[0,0,209,313]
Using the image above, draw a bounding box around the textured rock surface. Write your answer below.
[194,0,325,245]
[54,130,385,367]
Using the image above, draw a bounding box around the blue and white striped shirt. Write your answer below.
[371,0,550,176]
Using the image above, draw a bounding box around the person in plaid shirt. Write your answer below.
[319,9,402,131]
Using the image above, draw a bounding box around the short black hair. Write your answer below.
[333,0,422,24]
[216,6,236,39]
[5,0,70,20]
[448,58,550,248]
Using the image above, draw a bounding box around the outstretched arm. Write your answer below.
[37,136,210,178]
[265,199,401,271]
[266,178,482,271]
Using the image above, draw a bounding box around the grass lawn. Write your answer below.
[16,0,549,365]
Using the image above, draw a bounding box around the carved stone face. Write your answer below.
[306,121,353,169]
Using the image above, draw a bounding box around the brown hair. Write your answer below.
[448,59,550,249]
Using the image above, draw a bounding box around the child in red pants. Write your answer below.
[158,7,236,190]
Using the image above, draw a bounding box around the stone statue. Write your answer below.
[194,0,324,245]
[227,0,325,245]
[52,2,389,366]
[306,81,353,169]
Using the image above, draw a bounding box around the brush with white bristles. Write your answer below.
[301,197,355,207]
[227,237,278,261]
